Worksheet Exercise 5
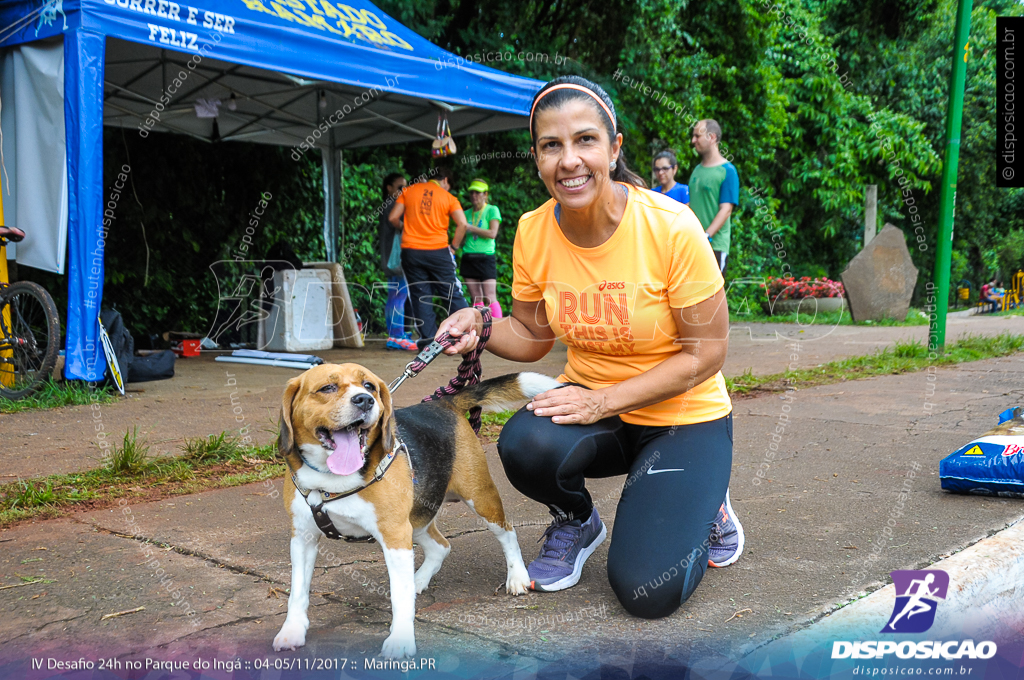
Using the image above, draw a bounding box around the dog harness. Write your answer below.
[292,436,409,541]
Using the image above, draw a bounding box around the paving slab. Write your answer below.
[2,355,1023,677]
[3,315,1022,481]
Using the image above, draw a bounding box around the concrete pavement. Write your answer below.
[2,351,1023,677]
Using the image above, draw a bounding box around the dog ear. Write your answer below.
[278,376,302,465]
[377,377,397,452]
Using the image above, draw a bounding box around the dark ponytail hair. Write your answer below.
[382,172,404,200]
[529,75,647,189]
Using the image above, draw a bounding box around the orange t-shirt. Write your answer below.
[394,180,462,250]
[512,184,731,426]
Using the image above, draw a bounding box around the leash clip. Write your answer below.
[387,368,414,394]
[387,339,448,394]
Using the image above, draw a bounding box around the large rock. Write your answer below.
[841,224,919,322]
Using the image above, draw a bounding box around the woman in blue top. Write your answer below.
[651,150,689,204]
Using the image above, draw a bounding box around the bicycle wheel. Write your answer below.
[0,281,60,400]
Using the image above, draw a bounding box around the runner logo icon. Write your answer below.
[880,569,949,634]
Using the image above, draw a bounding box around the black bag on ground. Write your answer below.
[128,350,175,383]
[100,309,134,388]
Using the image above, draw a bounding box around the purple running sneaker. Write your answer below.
[528,509,606,592]
[708,488,744,568]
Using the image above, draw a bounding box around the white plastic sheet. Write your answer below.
[0,36,68,273]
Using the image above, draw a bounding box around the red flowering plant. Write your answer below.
[759,276,845,316]
[760,276,845,301]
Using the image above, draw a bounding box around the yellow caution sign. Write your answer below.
[963,445,985,456]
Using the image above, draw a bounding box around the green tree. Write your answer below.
[21,0,1017,341]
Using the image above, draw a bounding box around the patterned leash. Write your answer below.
[387,307,494,434]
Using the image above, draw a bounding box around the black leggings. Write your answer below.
[497,408,733,619]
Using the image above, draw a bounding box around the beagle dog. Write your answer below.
[273,363,561,658]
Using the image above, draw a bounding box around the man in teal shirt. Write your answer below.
[688,119,739,273]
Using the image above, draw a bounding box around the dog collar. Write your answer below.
[292,436,409,541]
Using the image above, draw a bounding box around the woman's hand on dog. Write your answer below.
[437,307,483,355]
[527,385,609,425]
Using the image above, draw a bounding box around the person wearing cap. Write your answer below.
[430,76,741,620]
[651,150,689,204]
[460,179,504,319]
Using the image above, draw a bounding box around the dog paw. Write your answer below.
[414,572,432,594]
[380,632,417,659]
[505,563,531,596]
[273,622,307,651]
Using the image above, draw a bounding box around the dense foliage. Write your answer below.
[17,0,1024,340]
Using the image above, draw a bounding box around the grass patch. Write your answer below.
[989,307,1024,318]
[0,431,282,528]
[479,409,517,443]
[0,379,117,414]
[182,431,249,463]
[728,305,928,327]
[7,479,96,510]
[726,333,1024,395]
[481,409,517,426]
[106,427,150,474]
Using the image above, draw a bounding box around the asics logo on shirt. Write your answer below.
[598,280,626,290]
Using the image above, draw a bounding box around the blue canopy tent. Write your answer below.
[0,0,543,381]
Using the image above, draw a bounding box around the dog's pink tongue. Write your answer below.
[326,429,363,475]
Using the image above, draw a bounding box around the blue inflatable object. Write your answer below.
[940,406,1024,497]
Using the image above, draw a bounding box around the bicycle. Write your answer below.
[0,224,61,400]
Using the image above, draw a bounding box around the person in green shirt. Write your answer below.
[688,119,739,274]
[460,179,503,318]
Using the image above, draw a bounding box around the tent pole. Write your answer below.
[317,140,360,348]
[321,136,339,263]
[344,144,348,261]
[64,30,108,382]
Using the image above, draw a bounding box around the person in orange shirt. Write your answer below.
[389,166,470,348]
[431,76,741,619]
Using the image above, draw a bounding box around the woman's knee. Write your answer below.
[607,546,706,619]
[607,562,685,619]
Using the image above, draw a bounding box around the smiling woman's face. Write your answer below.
[533,99,621,211]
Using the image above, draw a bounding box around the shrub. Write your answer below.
[760,276,845,301]
[997,229,1024,281]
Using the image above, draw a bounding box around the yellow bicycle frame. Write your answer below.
[1,189,14,389]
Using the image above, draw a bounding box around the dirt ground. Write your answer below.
[1,317,1023,678]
